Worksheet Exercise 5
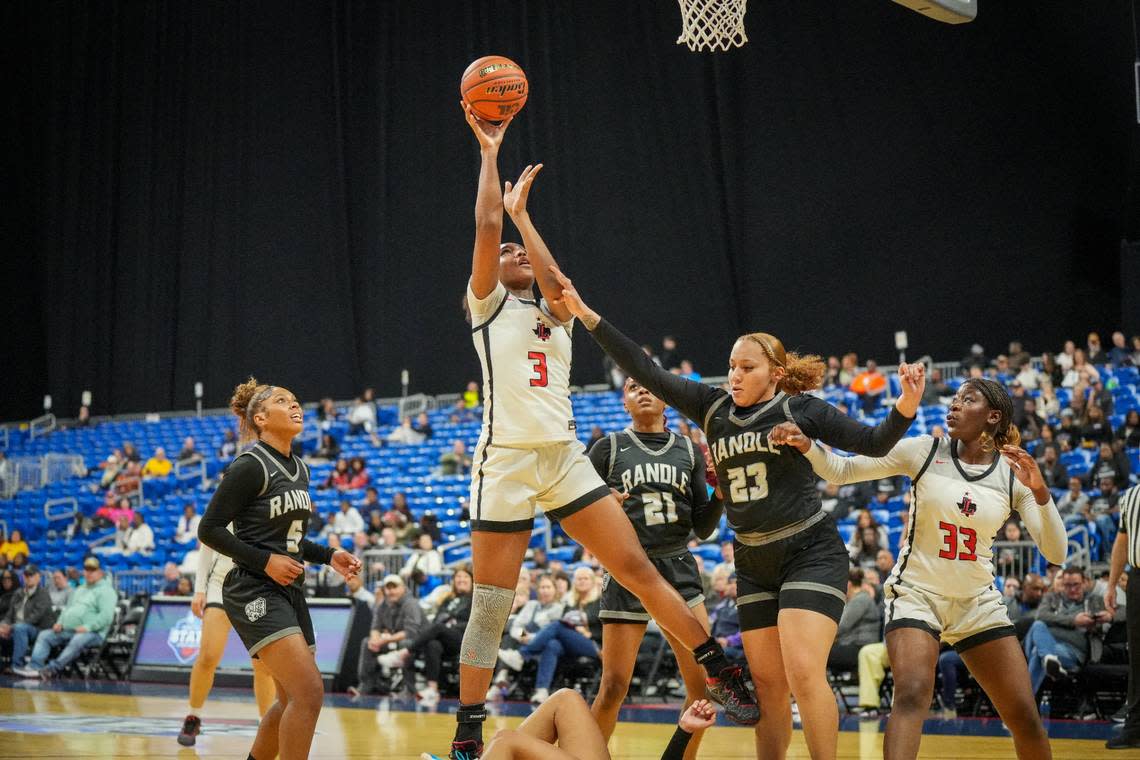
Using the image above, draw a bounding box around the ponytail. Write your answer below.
[739,332,825,395]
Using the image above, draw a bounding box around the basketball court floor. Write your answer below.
[0,675,1131,758]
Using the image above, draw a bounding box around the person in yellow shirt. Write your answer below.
[0,529,30,562]
[143,447,173,478]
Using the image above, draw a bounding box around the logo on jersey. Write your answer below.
[533,320,552,341]
[166,612,202,665]
[957,492,977,517]
[601,573,611,592]
[245,597,267,622]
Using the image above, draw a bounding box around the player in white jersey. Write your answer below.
[431,105,756,760]
[771,378,1067,760]
[177,530,275,746]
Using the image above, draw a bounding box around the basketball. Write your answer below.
[460,55,528,122]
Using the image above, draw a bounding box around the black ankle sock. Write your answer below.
[454,702,487,744]
[693,637,729,676]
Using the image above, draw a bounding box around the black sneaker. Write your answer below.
[177,714,201,746]
[706,665,760,725]
[1043,654,1069,681]
[1107,732,1140,750]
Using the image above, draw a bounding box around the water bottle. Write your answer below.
[1040,694,1051,720]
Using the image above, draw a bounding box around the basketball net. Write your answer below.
[676,0,748,52]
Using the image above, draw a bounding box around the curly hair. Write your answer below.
[229,377,275,444]
[739,332,826,394]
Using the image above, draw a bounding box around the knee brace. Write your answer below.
[459,583,515,669]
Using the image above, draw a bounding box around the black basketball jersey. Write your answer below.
[588,430,700,550]
[230,442,314,587]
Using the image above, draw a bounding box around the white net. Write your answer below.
[676,0,749,52]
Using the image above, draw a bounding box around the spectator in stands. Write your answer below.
[1024,565,1110,696]
[317,397,339,428]
[331,499,365,542]
[846,509,889,559]
[177,437,200,464]
[175,576,193,595]
[1132,335,1140,366]
[314,433,340,461]
[387,416,424,445]
[95,495,135,530]
[1108,331,1131,366]
[217,429,237,459]
[585,426,605,450]
[678,359,701,382]
[1090,378,1115,417]
[962,344,987,372]
[352,574,424,696]
[839,353,859,386]
[96,449,126,489]
[994,520,1024,577]
[551,570,570,600]
[1037,446,1069,490]
[142,447,173,479]
[874,549,894,586]
[1056,410,1079,451]
[921,368,952,404]
[850,359,887,414]
[397,564,473,706]
[48,570,72,612]
[438,439,472,476]
[174,504,200,546]
[1087,332,1107,365]
[321,459,351,491]
[1033,425,1060,460]
[121,441,140,463]
[819,482,843,518]
[1018,398,1044,442]
[123,512,155,556]
[0,564,52,672]
[508,566,602,705]
[383,492,415,534]
[413,412,434,440]
[1036,379,1060,419]
[709,571,742,663]
[1088,441,1132,489]
[14,557,118,678]
[347,396,378,437]
[357,486,383,514]
[530,546,549,571]
[713,541,734,577]
[0,571,17,620]
[113,461,142,496]
[1064,349,1100,388]
[828,569,881,675]
[357,509,386,548]
[1057,341,1077,372]
[416,513,442,544]
[850,527,884,573]
[822,356,842,388]
[463,380,481,409]
[1088,472,1123,547]
[159,562,183,594]
[990,353,1011,378]
[1112,409,1139,449]
[1,530,30,563]
[401,533,444,586]
[346,457,370,490]
[658,335,679,371]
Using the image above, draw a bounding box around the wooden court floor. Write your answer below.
[0,682,1132,759]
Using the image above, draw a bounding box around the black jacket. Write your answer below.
[2,585,56,629]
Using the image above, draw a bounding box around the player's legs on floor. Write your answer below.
[662,605,711,760]
[560,497,705,649]
[777,608,839,760]
[188,608,229,713]
[251,633,324,760]
[485,688,609,760]
[251,656,276,717]
[250,676,288,760]
[883,627,940,760]
[743,627,792,760]
[960,635,1052,760]
[591,621,647,740]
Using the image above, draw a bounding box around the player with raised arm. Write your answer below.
[198,379,362,760]
[548,265,922,760]
[428,106,756,760]
[588,378,722,760]
[770,377,1066,759]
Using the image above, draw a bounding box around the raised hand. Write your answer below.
[503,164,543,219]
[461,100,513,152]
[548,265,600,327]
[678,699,718,732]
[768,421,811,453]
[895,362,926,418]
[331,549,363,580]
[1001,445,1046,492]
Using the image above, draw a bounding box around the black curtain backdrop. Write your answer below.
[4,0,1136,420]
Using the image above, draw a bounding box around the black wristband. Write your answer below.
[660,724,693,760]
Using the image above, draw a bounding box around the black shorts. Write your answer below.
[222,567,315,658]
[734,515,849,631]
[600,550,705,624]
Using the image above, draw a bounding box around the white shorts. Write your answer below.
[883,582,1015,652]
[469,439,610,532]
[204,555,233,609]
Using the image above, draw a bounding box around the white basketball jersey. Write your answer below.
[889,436,1031,598]
[468,280,577,447]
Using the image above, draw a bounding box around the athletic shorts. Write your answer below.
[734,516,849,631]
[222,567,316,658]
[469,439,610,532]
[599,549,705,624]
[884,582,1014,652]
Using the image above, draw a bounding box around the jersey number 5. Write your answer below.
[726,462,769,503]
[528,351,548,387]
[286,520,304,554]
[937,521,977,562]
[643,491,678,526]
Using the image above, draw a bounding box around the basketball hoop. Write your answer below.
[676,0,749,52]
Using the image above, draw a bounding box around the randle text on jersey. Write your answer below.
[707,431,783,466]
[619,462,691,494]
[268,489,312,519]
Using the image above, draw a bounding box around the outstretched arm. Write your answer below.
[502,164,573,323]
[1003,446,1067,565]
[547,264,722,424]
[464,102,514,299]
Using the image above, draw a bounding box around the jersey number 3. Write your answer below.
[726,463,769,503]
[528,351,548,387]
[937,521,977,561]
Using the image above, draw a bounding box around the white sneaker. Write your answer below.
[417,685,440,705]
[12,666,39,678]
[499,648,524,672]
[378,650,407,669]
[530,687,549,705]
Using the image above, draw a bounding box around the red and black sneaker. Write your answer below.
[706,665,760,725]
[418,738,483,760]
[177,714,202,746]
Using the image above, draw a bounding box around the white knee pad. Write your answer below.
[459,583,515,669]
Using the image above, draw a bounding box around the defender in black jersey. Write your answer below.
[548,265,925,760]
[587,379,723,758]
[199,379,361,760]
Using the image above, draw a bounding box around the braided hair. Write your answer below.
[962,377,1021,453]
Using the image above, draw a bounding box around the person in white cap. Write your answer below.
[350,574,424,696]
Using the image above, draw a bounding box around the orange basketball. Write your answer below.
[460,55,528,122]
